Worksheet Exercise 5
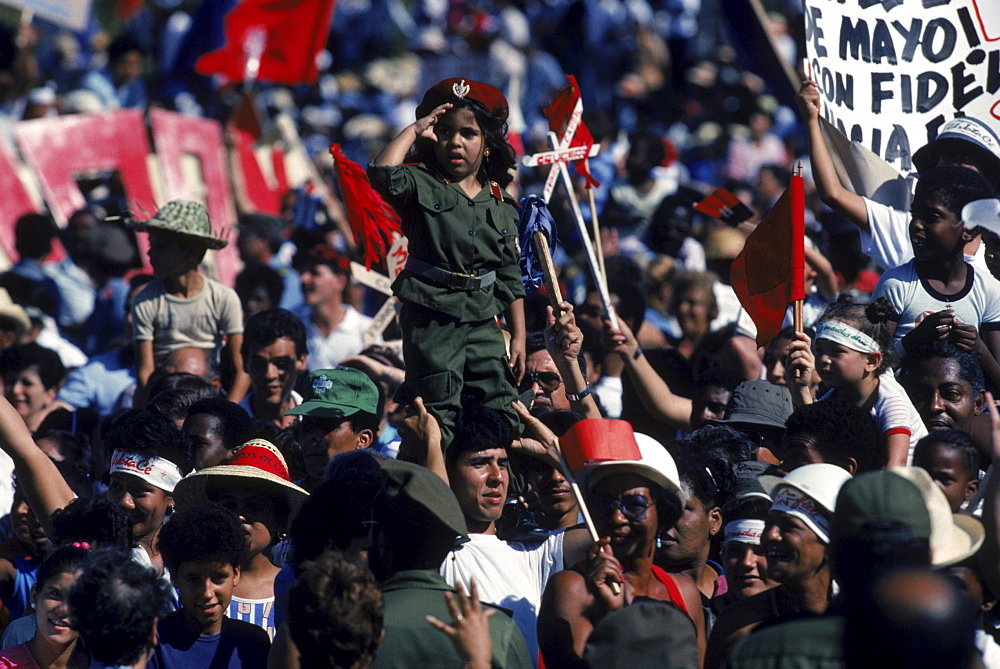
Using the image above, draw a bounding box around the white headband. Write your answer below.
[724,519,766,546]
[109,450,184,493]
[771,487,831,544]
[815,319,880,354]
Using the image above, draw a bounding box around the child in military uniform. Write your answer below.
[368,78,525,451]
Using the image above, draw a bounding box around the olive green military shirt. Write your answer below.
[722,615,846,669]
[367,163,524,323]
[374,570,533,669]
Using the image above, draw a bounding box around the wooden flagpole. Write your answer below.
[533,230,618,593]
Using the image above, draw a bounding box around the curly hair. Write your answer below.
[898,340,985,399]
[69,547,172,666]
[412,97,517,188]
[784,398,883,473]
[50,497,133,549]
[687,424,758,464]
[447,400,513,469]
[185,397,253,450]
[242,307,307,359]
[671,442,736,511]
[103,409,197,475]
[913,429,981,482]
[157,504,249,575]
[913,165,993,219]
[815,295,896,374]
[288,549,384,669]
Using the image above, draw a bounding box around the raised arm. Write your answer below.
[373,103,452,167]
[0,396,74,539]
[804,245,838,301]
[545,303,602,419]
[796,80,869,231]
[602,314,691,430]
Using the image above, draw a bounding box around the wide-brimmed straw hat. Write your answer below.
[173,439,309,516]
[128,200,228,250]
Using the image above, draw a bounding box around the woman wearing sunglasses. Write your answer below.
[536,432,707,668]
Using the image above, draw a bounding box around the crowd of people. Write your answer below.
[0,1,995,668]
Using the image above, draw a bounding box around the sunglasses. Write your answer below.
[590,494,655,521]
[519,371,562,393]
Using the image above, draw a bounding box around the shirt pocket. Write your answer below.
[415,188,459,217]
[486,207,520,263]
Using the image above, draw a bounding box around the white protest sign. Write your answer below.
[3,0,91,31]
[804,0,1000,177]
[350,234,407,346]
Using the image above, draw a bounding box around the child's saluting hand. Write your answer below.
[415,103,453,142]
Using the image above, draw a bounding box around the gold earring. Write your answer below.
[484,149,490,157]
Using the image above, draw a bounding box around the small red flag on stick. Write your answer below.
[730,175,805,347]
[543,76,599,189]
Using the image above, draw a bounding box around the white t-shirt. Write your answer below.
[131,276,243,364]
[871,260,1000,358]
[440,532,564,666]
[860,198,987,272]
[297,305,373,370]
[820,371,927,464]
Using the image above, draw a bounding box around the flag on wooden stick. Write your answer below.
[730,175,805,347]
[543,76,599,189]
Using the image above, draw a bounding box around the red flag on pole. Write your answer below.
[543,76,600,189]
[196,0,336,85]
[730,175,805,347]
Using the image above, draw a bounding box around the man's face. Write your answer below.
[448,448,509,532]
[690,385,732,430]
[522,458,576,528]
[246,338,306,407]
[523,350,567,410]
[762,510,827,584]
[183,413,229,470]
[300,264,345,307]
[299,415,364,467]
[111,51,143,86]
[900,357,982,433]
[777,432,827,475]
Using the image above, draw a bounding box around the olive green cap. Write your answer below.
[286,368,380,419]
[832,469,932,544]
[375,460,468,540]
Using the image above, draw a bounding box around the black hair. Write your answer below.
[349,410,382,437]
[695,367,744,392]
[145,372,217,405]
[35,429,96,496]
[157,504,249,575]
[69,547,171,666]
[35,544,90,595]
[185,397,253,450]
[104,410,197,475]
[291,244,350,277]
[0,342,65,389]
[14,213,57,260]
[235,263,285,312]
[815,295,897,374]
[625,131,667,183]
[238,213,284,253]
[288,549,384,669]
[107,33,144,63]
[412,97,517,188]
[784,398,884,472]
[446,400,513,469]
[51,497,133,549]
[913,429,981,481]
[898,340,985,399]
[686,424,758,464]
[148,387,217,423]
[914,165,993,218]
[291,450,385,568]
[671,444,735,511]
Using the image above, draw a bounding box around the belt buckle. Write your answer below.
[448,272,478,291]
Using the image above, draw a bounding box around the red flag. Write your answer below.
[694,188,755,226]
[543,76,600,189]
[329,144,402,270]
[730,175,805,347]
[196,0,336,85]
[559,419,641,478]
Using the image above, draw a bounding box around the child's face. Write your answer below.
[175,561,239,635]
[813,337,875,389]
[908,195,966,261]
[432,107,485,183]
[916,442,977,512]
[213,486,280,557]
[33,570,80,647]
[147,230,198,276]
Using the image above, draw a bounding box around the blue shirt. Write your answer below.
[56,348,136,418]
[149,613,269,669]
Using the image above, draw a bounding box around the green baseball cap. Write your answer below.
[286,368,380,419]
[831,469,932,545]
[375,459,468,540]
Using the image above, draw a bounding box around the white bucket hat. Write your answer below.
[760,463,853,543]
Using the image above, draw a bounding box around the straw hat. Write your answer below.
[0,289,30,338]
[128,200,228,250]
[173,439,309,516]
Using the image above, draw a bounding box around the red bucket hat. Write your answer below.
[416,78,508,121]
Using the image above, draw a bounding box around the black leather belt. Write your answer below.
[406,257,496,291]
